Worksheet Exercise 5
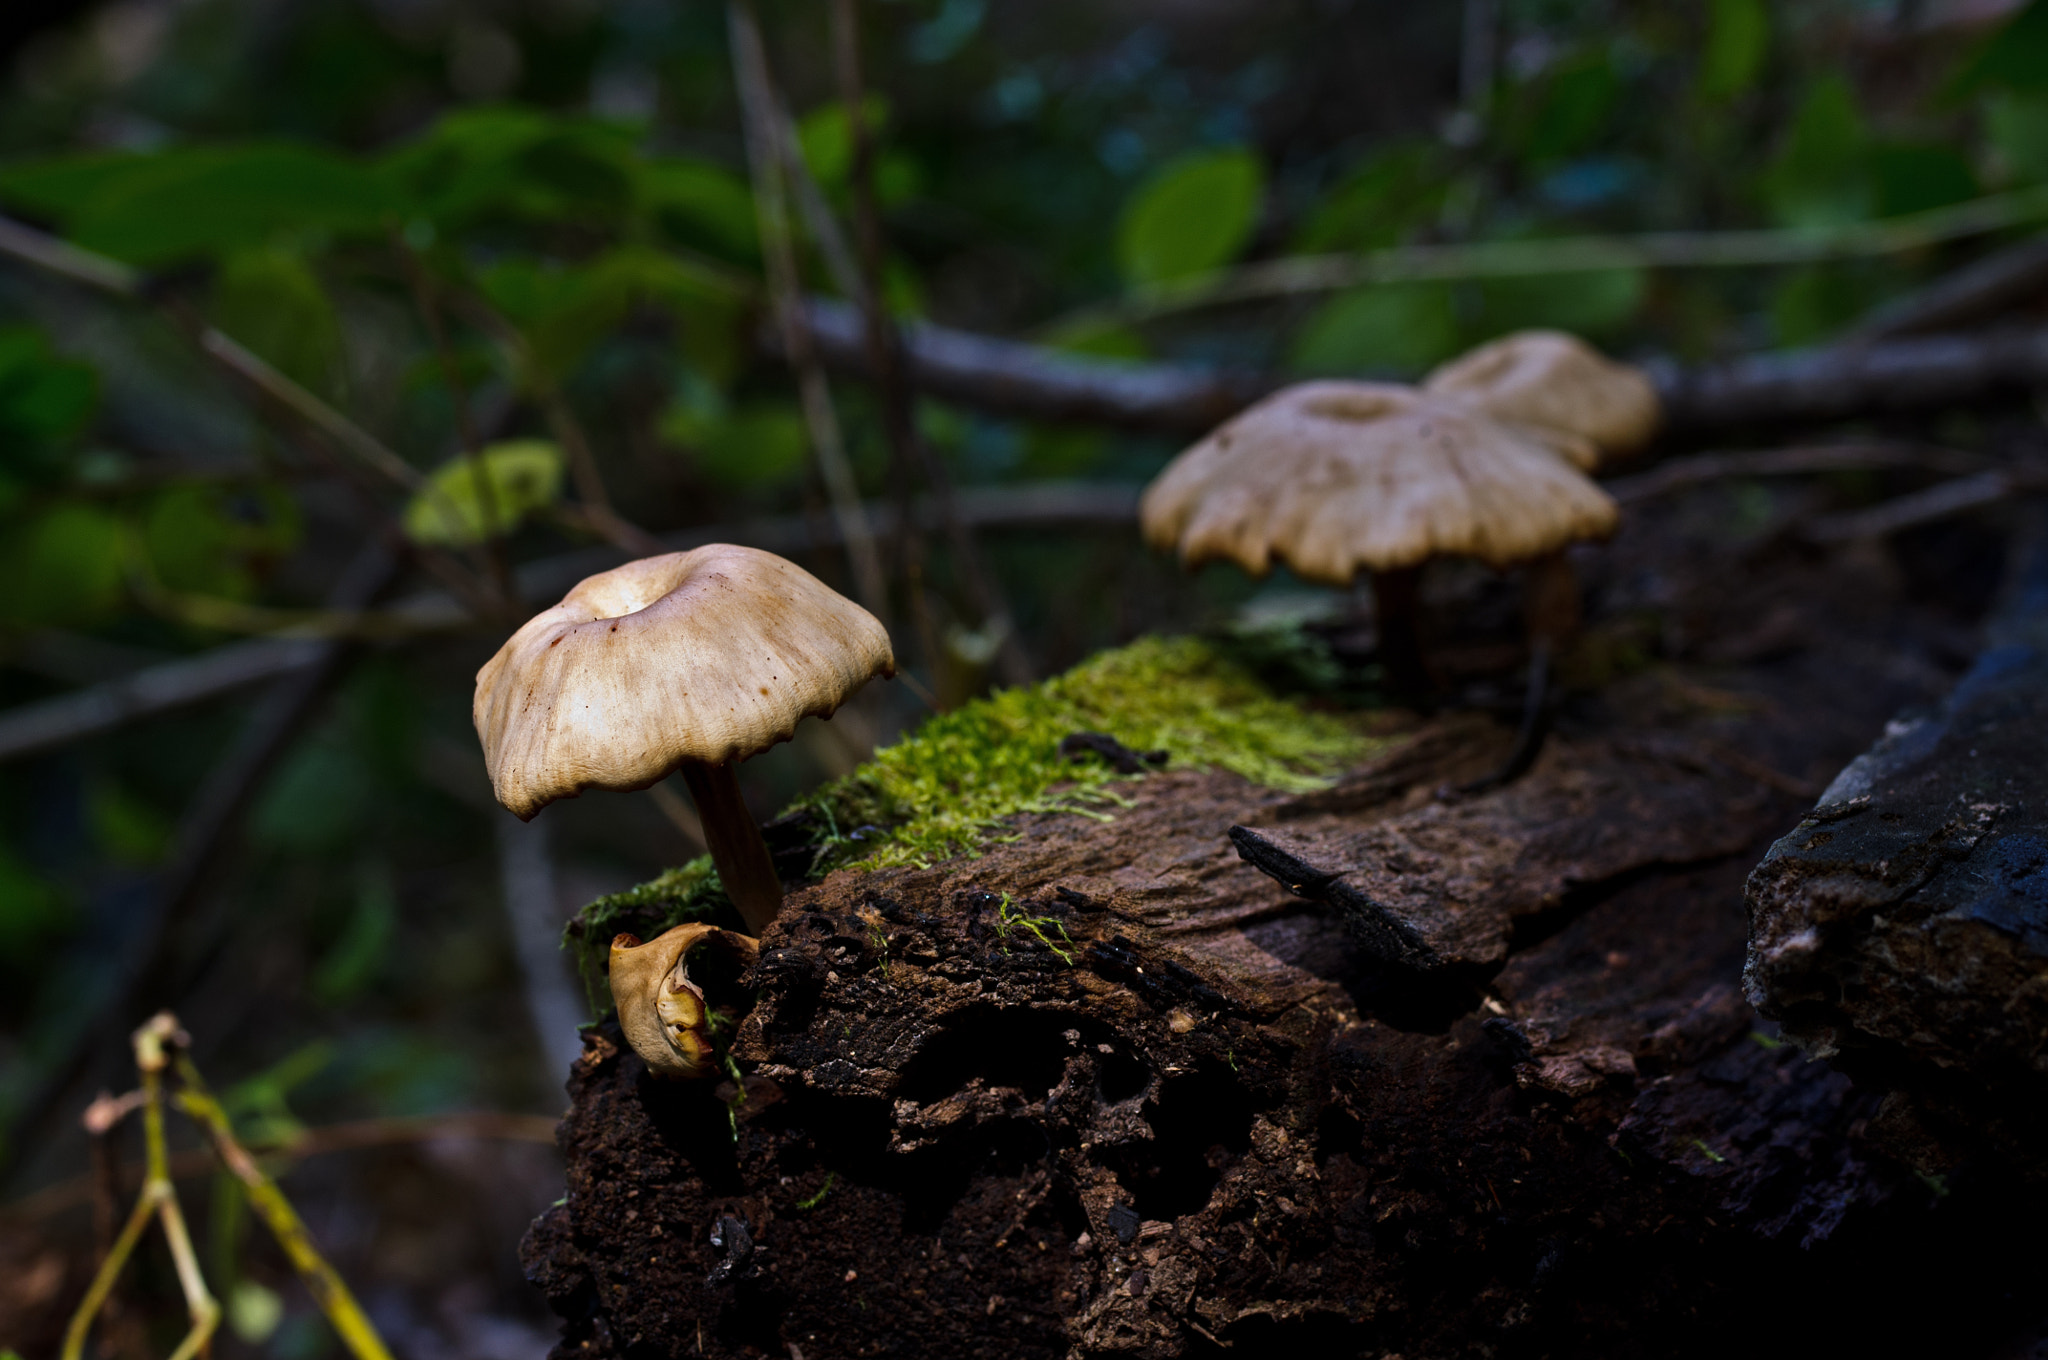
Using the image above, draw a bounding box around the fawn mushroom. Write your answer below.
[610,923,760,1079]
[1422,329,1659,466]
[474,544,894,934]
[1140,380,1616,695]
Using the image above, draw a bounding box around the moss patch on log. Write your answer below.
[566,634,1380,997]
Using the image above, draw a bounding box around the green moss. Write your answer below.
[567,633,1384,998]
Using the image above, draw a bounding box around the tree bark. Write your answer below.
[523,505,2048,1356]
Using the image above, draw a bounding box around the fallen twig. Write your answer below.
[1803,468,2044,543]
[1605,442,1990,505]
[729,0,889,618]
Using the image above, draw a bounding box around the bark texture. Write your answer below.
[523,500,2048,1357]
[1746,533,2048,1176]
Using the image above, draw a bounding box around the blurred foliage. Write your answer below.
[3,0,2048,1175]
[403,439,565,546]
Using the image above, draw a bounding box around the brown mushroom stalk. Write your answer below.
[1369,565,1430,698]
[474,544,895,938]
[610,923,761,1080]
[678,760,784,933]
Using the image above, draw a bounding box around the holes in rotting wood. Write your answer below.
[1102,1061,1256,1224]
[896,1006,1094,1106]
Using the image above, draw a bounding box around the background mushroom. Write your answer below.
[1140,380,1617,697]
[1422,329,1660,464]
[473,543,895,934]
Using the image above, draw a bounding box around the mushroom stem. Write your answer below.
[1522,550,1581,648]
[1370,566,1432,698]
[680,760,784,934]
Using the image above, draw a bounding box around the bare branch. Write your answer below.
[1846,232,2048,342]
[1605,442,1991,505]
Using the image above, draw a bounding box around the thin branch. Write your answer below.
[542,390,670,557]
[0,483,1143,765]
[1605,442,1992,504]
[1846,231,2048,342]
[394,232,515,598]
[0,542,401,1184]
[6,1112,561,1224]
[173,1053,396,1360]
[1050,184,2048,331]
[1803,468,2045,543]
[826,0,1032,688]
[729,0,890,619]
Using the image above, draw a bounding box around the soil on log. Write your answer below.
[524,494,2048,1357]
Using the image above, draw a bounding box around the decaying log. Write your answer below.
[523,499,2045,1356]
[1746,533,2048,1177]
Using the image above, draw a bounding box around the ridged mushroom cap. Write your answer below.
[609,923,759,1079]
[1139,381,1618,585]
[475,544,894,819]
[1422,329,1659,466]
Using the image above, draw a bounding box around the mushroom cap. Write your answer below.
[475,543,895,819]
[610,924,759,1079]
[1139,380,1618,584]
[1422,329,1659,466]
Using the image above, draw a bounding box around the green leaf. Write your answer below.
[1950,0,2048,97]
[0,325,96,499]
[1291,144,1447,254]
[796,95,889,190]
[0,150,148,218]
[211,249,346,397]
[381,106,639,231]
[1985,91,2048,183]
[90,782,172,865]
[142,483,299,598]
[1116,147,1265,289]
[487,247,743,387]
[662,396,808,491]
[0,503,127,627]
[1288,283,1459,375]
[1871,143,1979,217]
[1471,268,1645,341]
[312,864,397,1004]
[640,157,758,260]
[1699,0,1768,102]
[402,440,565,547]
[253,739,373,853]
[0,846,70,967]
[61,144,398,265]
[1764,77,1873,229]
[1522,55,1620,163]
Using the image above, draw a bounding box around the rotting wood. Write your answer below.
[523,494,2037,1357]
[1746,529,2048,1178]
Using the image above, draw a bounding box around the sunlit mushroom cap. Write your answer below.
[475,544,894,819]
[610,923,758,1079]
[1139,381,1618,585]
[1422,329,1659,466]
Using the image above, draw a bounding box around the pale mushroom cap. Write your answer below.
[1139,380,1618,584]
[475,543,895,819]
[1422,329,1660,465]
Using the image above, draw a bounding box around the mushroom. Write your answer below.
[609,923,760,1079]
[1421,329,1660,465]
[1139,380,1617,696]
[473,543,895,934]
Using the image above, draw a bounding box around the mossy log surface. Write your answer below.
[524,504,2048,1357]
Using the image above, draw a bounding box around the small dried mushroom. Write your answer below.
[473,543,895,935]
[1140,380,1616,693]
[1422,329,1659,465]
[609,923,760,1079]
